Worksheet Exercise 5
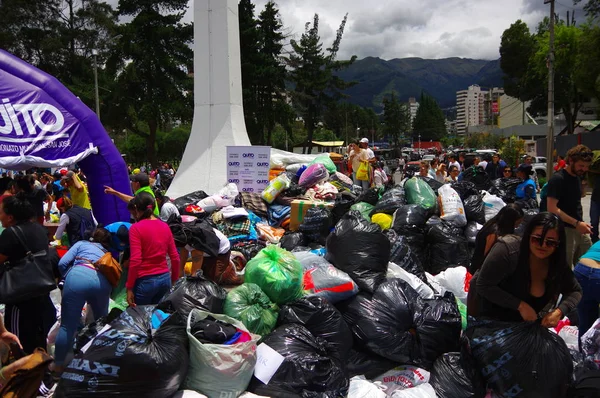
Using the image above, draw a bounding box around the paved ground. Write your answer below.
[583,192,592,225]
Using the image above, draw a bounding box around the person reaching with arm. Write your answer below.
[104,172,159,216]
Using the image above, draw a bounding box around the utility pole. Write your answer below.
[545,0,555,179]
[92,49,100,119]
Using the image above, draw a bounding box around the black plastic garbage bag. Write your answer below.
[159,273,227,317]
[392,204,429,227]
[278,296,353,362]
[280,232,307,251]
[356,188,379,206]
[416,292,462,366]
[387,230,427,283]
[451,181,479,201]
[430,353,486,398]
[173,190,209,212]
[426,221,470,274]
[463,319,573,398]
[515,209,539,236]
[463,194,486,225]
[425,215,442,229]
[247,324,349,398]
[325,211,390,293]
[490,177,520,203]
[392,224,428,267]
[331,192,356,225]
[231,241,266,262]
[55,306,189,398]
[418,176,444,194]
[336,278,424,363]
[371,188,406,215]
[347,348,399,379]
[73,308,123,354]
[299,207,332,245]
[461,166,492,191]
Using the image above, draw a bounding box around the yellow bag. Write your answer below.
[371,213,393,230]
[356,161,370,181]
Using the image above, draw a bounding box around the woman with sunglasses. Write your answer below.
[502,166,513,178]
[469,212,581,327]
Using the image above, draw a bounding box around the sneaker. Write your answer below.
[38,370,57,397]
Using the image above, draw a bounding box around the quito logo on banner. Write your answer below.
[227,146,271,193]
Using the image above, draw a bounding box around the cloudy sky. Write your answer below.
[233,0,588,60]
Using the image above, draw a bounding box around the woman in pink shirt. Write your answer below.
[126,192,180,306]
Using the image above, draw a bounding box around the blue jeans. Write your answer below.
[133,272,171,306]
[352,172,370,191]
[574,262,600,338]
[591,199,600,243]
[55,265,112,365]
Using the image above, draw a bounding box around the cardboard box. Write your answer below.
[290,199,335,231]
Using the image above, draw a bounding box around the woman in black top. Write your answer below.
[15,174,52,225]
[0,194,57,354]
[470,203,524,274]
[469,212,582,327]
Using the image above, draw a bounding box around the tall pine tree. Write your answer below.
[105,0,193,166]
[288,14,356,153]
[412,93,446,141]
[383,93,411,147]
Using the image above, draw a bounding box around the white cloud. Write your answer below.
[112,0,590,60]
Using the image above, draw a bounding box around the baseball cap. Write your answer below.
[130,172,150,186]
[360,138,369,144]
[59,168,68,176]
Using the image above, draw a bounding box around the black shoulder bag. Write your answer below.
[0,225,57,305]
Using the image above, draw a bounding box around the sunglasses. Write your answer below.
[530,234,560,248]
[503,170,512,173]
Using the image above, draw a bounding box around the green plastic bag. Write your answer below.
[404,177,437,210]
[350,202,375,221]
[309,153,337,173]
[184,309,259,397]
[245,246,304,305]
[109,266,129,311]
[223,283,279,335]
[456,297,467,331]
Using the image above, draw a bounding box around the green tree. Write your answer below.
[574,0,600,20]
[412,93,446,141]
[575,24,600,102]
[500,135,525,168]
[500,20,538,106]
[531,23,584,133]
[238,0,262,144]
[257,1,287,146]
[105,0,193,166]
[382,94,410,146]
[288,14,356,153]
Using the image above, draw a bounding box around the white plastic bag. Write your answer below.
[389,383,438,398]
[348,376,387,398]
[425,272,447,296]
[184,309,260,397]
[482,191,506,222]
[171,391,208,398]
[218,183,239,205]
[374,365,431,395]
[431,266,469,304]
[438,185,467,227]
[558,325,579,351]
[387,263,435,299]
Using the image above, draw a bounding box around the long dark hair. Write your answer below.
[518,212,568,294]
[128,192,155,221]
[91,227,112,251]
[480,203,524,237]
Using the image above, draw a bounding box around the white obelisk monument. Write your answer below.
[167,0,251,198]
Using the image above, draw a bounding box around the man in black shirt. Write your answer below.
[547,145,593,267]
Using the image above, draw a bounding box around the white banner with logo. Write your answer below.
[226,146,271,193]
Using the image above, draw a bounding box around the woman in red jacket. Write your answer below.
[126,192,180,306]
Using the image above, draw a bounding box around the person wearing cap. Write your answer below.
[104,173,159,216]
[359,138,376,162]
[515,164,537,201]
[61,170,91,210]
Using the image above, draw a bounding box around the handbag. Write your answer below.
[0,226,57,305]
[93,251,122,288]
[356,161,370,181]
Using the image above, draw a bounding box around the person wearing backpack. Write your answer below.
[52,227,114,375]
[54,197,97,246]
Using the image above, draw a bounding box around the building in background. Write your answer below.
[456,85,486,135]
[408,97,419,127]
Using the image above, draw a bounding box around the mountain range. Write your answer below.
[336,56,504,111]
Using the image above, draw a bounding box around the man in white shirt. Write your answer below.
[447,154,461,172]
[359,138,375,161]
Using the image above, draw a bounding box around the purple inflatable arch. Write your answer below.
[0,50,131,225]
